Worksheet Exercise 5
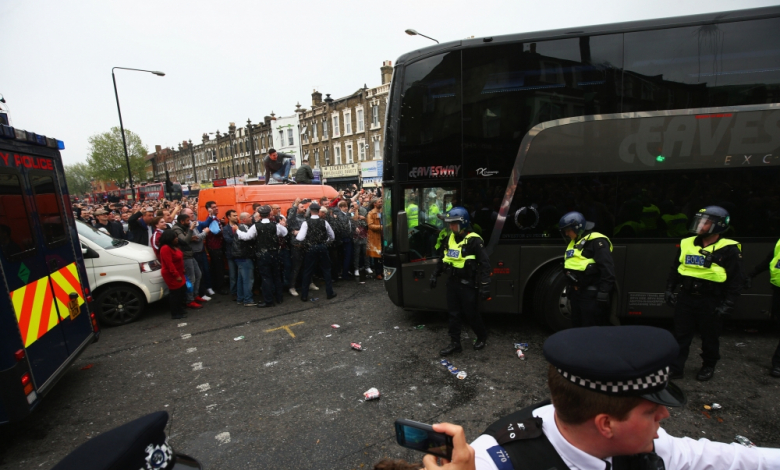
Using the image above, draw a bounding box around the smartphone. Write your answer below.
[394,419,453,460]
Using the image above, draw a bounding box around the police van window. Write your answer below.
[30,174,68,246]
[623,18,780,112]
[0,172,36,260]
[404,186,460,260]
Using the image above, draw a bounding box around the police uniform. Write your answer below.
[470,326,780,470]
[665,206,744,381]
[747,237,780,377]
[296,202,336,301]
[51,411,200,470]
[430,207,491,356]
[235,206,288,307]
[406,202,419,231]
[559,212,615,327]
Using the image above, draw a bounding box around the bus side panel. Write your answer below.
[399,259,444,310]
[486,244,522,314]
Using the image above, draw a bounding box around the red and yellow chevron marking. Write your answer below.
[10,263,85,348]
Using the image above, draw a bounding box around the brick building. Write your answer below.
[297,61,392,188]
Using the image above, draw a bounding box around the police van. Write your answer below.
[0,122,99,423]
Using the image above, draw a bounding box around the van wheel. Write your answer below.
[95,286,145,326]
[532,264,572,332]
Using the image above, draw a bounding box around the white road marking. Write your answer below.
[186,347,197,353]
[181,334,192,340]
[178,323,187,327]
[264,361,278,367]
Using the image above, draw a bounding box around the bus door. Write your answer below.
[398,185,460,310]
[27,170,93,366]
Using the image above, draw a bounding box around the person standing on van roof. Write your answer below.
[295,158,314,184]
[263,148,293,184]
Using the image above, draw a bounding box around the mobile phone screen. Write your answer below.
[394,419,453,460]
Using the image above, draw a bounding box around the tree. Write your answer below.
[63,162,93,195]
[86,127,148,187]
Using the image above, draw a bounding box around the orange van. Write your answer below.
[196,185,339,221]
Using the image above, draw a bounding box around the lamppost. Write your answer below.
[404,29,439,44]
[112,67,165,200]
[188,139,196,183]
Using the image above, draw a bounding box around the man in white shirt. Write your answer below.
[295,202,336,302]
[236,205,287,307]
[422,326,780,470]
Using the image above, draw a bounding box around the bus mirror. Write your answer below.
[398,211,409,253]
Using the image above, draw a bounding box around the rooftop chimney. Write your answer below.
[324,94,333,104]
[312,90,322,106]
[155,145,162,152]
[381,60,393,85]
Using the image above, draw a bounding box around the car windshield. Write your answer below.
[76,220,128,249]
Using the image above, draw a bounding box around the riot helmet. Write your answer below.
[443,206,471,232]
[558,211,594,241]
[689,206,729,235]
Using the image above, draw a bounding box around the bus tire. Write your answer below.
[533,264,572,332]
[94,285,146,326]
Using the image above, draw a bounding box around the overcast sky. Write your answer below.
[2,0,776,166]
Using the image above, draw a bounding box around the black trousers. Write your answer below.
[568,286,609,327]
[446,277,487,343]
[256,251,283,304]
[290,245,305,289]
[772,285,780,368]
[208,248,226,293]
[300,244,334,298]
[671,291,723,372]
[169,285,186,318]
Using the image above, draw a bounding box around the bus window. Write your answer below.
[382,188,393,253]
[404,186,460,260]
[30,174,67,246]
[398,52,462,172]
[0,172,36,260]
[624,18,780,112]
[462,36,623,177]
[463,178,509,243]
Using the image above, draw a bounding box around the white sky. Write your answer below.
[1,0,776,166]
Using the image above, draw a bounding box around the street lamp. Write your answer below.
[405,29,439,44]
[112,67,165,201]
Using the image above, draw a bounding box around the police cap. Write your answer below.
[258,205,272,216]
[543,326,686,407]
[309,202,321,212]
[51,411,201,470]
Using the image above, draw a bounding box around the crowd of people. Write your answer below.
[74,184,385,319]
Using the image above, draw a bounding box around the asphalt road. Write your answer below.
[2,278,780,469]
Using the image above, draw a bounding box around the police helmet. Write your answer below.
[443,206,470,232]
[689,206,729,235]
[558,211,594,240]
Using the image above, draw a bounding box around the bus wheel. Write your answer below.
[95,286,146,326]
[533,264,573,332]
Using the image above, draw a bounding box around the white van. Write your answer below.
[76,220,167,326]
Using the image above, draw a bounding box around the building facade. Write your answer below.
[297,61,392,188]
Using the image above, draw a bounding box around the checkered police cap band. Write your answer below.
[557,366,670,395]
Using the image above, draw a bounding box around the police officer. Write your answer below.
[559,211,615,327]
[51,411,200,469]
[296,202,337,302]
[665,206,744,381]
[458,325,780,470]
[430,207,491,356]
[746,237,780,378]
[235,205,288,308]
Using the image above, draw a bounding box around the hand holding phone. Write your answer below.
[395,419,454,461]
[421,423,475,470]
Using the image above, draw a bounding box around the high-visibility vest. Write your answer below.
[661,213,688,238]
[443,232,481,269]
[769,239,780,287]
[641,204,660,230]
[564,232,612,271]
[435,228,451,250]
[427,203,441,226]
[406,204,419,229]
[677,236,741,283]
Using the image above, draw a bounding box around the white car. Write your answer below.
[76,220,167,326]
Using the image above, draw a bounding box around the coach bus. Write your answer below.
[381,6,780,330]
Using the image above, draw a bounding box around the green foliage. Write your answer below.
[63,162,93,195]
[86,127,148,186]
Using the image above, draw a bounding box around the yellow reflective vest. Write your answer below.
[564,232,613,271]
[443,232,481,269]
[677,236,741,283]
[769,239,780,287]
[406,203,419,229]
[662,213,688,238]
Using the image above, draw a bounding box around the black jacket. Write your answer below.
[295,164,314,184]
[127,212,150,246]
[95,220,125,240]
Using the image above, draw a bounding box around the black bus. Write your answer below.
[381,6,780,330]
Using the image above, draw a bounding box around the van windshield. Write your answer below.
[76,220,128,249]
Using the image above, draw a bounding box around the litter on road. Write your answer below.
[735,342,746,347]
[351,342,363,351]
[413,325,425,330]
[516,349,526,360]
[178,323,187,327]
[735,435,756,447]
[456,371,467,380]
[363,387,380,400]
[331,324,340,329]
[514,342,529,351]
[80,364,94,370]
[234,336,245,341]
